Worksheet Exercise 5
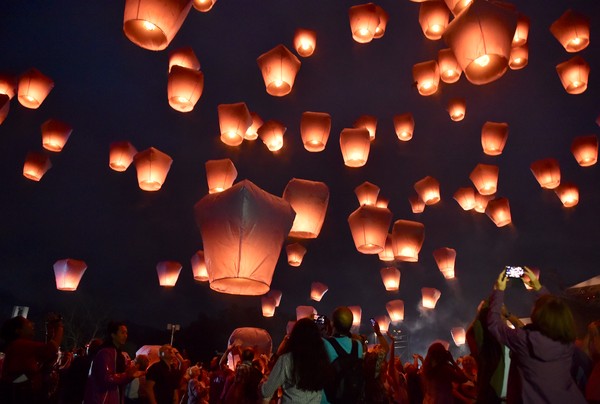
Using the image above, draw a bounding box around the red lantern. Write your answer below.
[133,147,173,191]
[191,250,209,282]
[438,48,462,83]
[296,306,316,321]
[394,113,415,141]
[261,296,276,317]
[380,267,401,291]
[294,28,317,57]
[283,178,329,238]
[169,47,200,72]
[444,0,473,16]
[422,287,441,309]
[470,164,499,195]
[451,327,466,345]
[354,115,377,141]
[414,176,441,205]
[41,119,73,152]
[409,194,425,214]
[300,111,331,152]
[433,247,457,279]
[374,5,389,39]
[378,234,395,262]
[348,3,379,43]
[355,181,380,206]
[348,205,392,254]
[53,259,87,291]
[256,45,301,97]
[556,56,590,95]
[550,9,590,53]
[513,14,530,46]
[554,182,579,208]
[340,128,371,167]
[244,112,263,141]
[193,0,216,13]
[374,315,390,333]
[447,98,466,121]
[0,73,17,99]
[205,159,237,194]
[376,197,390,209]
[167,65,204,112]
[349,306,362,327]
[258,120,286,152]
[286,243,307,267]
[267,289,282,307]
[419,1,450,40]
[0,94,8,125]
[509,44,529,70]
[17,68,54,109]
[413,60,440,96]
[386,300,405,322]
[218,102,252,147]
[310,281,328,302]
[23,151,52,182]
[481,121,509,156]
[453,187,476,211]
[109,141,137,172]
[392,220,425,262]
[571,135,598,167]
[485,197,512,227]
[530,158,561,189]
[473,193,493,213]
[156,261,183,287]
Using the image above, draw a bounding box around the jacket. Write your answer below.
[83,346,133,404]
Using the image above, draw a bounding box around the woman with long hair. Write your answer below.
[421,342,468,404]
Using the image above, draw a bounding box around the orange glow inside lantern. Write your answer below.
[374,5,389,39]
[340,128,371,167]
[296,305,316,321]
[473,193,493,213]
[109,141,137,172]
[413,60,440,96]
[509,44,529,70]
[41,119,72,152]
[23,151,52,181]
[386,300,405,322]
[133,147,173,191]
[422,287,441,309]
[191,250,209,282]
[267,289,283,307]
[283,178,329,238]
[530,158,561,189]
[481,121,509,156]
[438,48,462,83]
[349,306,362,327]
[168,65,204,112]
[513,14,530,46]
[571,135,598,167]
[294,28,317,57]
[414,176,441,205]
[409,194,425,214]
[378,234,395,262]
[376,197,389,209]
[550,9,590,53]
[355,181,380,206]
[419,1,450,40]
[354,115,377,141]
[258,120,286,152]
[348,3,379,43]
[0,95,8,125]
[300,111,331,152]
[433,247,457,279]
[286,243,307,267]
[394,113,415,141]
[156,261,183,287]
[193,0,217,13]
[453,187,476,211]
[392,219,425,262]
[451,327,466,345]
[554,183,579,208]
[0,73,17,99]
[53,259,87,291]
[348,205,392,254]
[17,68,54,109]
[205,158,237,194]
[470,164,499,195]
[256,44,301,97]
[261,296,277,317]
[310,281,328,302]
[444,0,473,16]
[556,56,590,95]
[485,197,512,227]
[218,102,252,146]
[169,47,201,72]
[448,98,466,121]
[374,315,390,333]
[245,112,263,141]
[380,267,401,291]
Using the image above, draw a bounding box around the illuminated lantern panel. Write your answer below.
[554,182,579,208]
[394,113,415,141]
[433,247,457,279]
[261,296,276,317]
[409,194,425,214]
[556,56,590,95]
[453,187,476,211]
[348,3,379,44]
[193,0,217,13]
[376,197,389,208]
[156,261,183,287]
[386,300,405,322]
[310,281,328,302]
[267,289,282,307]
[354,115,377,141]
[17,68,54,109]
[283,178,329,239]
[380,267,401,291]
[340,128,371,167]
[481,121,509,156]
[530,158,561,189]
[53,259,87,291]
[422,287,441,309]
[470,164,499,195]
[258,120,286,152]
[23,151,52,182]
[355,181,380,206]
[293,28,317,57]
[374,315,391,333]
[167,65,204,113]
[438,48,462,83]
[191,250,209,282]
[205,158,237,194]
[513,14,530,46]
[509,44,529,70]
[300,111,331,152]
[448,98,466,121]
[41,119,73,152]
[256,44,301,97]
[123,0,192,51]
[374,5,389,39]
[0,94,10,125]
[571,135,598,167]
[245,112,263,141]
[419,1,450,40]
[485,197,512,227]
[522,267,541,290]
[109,141,137,172]
[218,102,252,147]
[133,147,173,191]
[413,60,440,96]
[168,47,201,71]
[451,327,466,346]
[0,73,17,99]
[378,234,395,262]
[349,306,362,327]
[296,305,316,321]
[473,193,493,213]
[392,220,425,262]
[550,9,590,53]
[414,176,441,205]
[444,0,473,16]
[348,205,392,254]
[286,243,307,267]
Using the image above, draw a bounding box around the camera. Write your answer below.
[505,266,525,278]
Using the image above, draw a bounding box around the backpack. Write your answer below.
[324,337,365,404]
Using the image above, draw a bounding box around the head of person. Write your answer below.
[287,317,330,391]
[240,347,255,363]
[1,316,34,343]
[422,342,451,377]
[461,355,477,373]
[106,321,128,347]
[87,338,103,356]
[584,320,600,359]
[531,294,576,344]
[159,344,175,363]
[188,365,201,379]
[331,306,353,336]
[135,354,150,371]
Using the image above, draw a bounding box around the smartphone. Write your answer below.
[369,318,376,326]
[315,315,326,325]
[505,266,525,278]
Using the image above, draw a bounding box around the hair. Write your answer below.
[331,306,353,335]
[187,365,201,378]
[422,342,451,378]
[135,354,150,371]
[583,320,600,362]
[531,294,576,344]
[240,347,255,362]
[106,321,127,338]
[288,318,331,391]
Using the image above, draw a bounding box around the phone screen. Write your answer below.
[370,318,376,326]
[505,266,524,278]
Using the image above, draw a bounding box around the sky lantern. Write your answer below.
[470,163,499,195]
[413,60,440,96]
[133,147,173,191]
[340,128,371,167]
[374,315,390,333]
[422,287,441,309]
[349,306,362,327]
[447,98,466,121]
[258,120,286,152]
[392,219,425,262]
[374,5,389,39]
[453,187,476,211]
[218,102,252,146]
[556,56,590,95]
[0,73,16,99]
[256,44,301,97]
[380,267,400,291]
[286,243,307,267]
[444,0,473,16]
[571,135,598,167]
[122,0,192,51]
[191,250,209,282]
[378,234,395,262]
[513,14,530,46]
[194,180,295,295]
[348,205,393,254]
[530,158,561,189]
[376,197,389,208]
[205,158,237,194]
[167,65,204,112]
[261,296,276,317]
[296,306,316,321]
[0,95,9,125]
[109,141,137,172]
[355,181,380,206]
[433,247,457,279]
[550,9,590,53]
[17,68,54,109]
[386,300,405,322]
[354,115,377,141]
[409,194,425,214]
[41,119,72,152]
[156,261,183,287]
[348,3,379,44]
[283,178,329,238]
[414,176,441,205]
[244,112,263,141]
[485,197,512,227]
[310,281,328,302]
[267,289,282,307]
[473,193,493,213]
[451,327,466,346]
[53,259,87,291]
[481,121,509,156]
[23,151,51,181]
[393,113,415,141]
[438,48,462,84]
[554,182,579,208]
[443,0,517,85]
[293,28,317,57]
[168,47,200,71]
[509,44,529,70]
[300,111,331,152]
[193,0,216,12]
[419,1,450,40]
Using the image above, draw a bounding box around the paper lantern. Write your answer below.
[109,141,137,172]
[376,197,389,208]
[267,289,282,307]
[392,220,425,262]
[244,112,263,141]
[571,135,598,167]
[422,287,441,309]
[41,119,72,152]
[310,281,328,302]
[522,267,541,290]
[393,113,415,141]
[374,5,389,39]
[23,151,51,181]
[0,73,17,99]
[133,147,173,191]
[0,95,10,126]
[386,300,405,322]
[550,9,590,53]
[509,44,529,70]
[167,65,204,113]
[409,194,425,214]
[194,180,295,295]
[419,1,450,40]
[156,261,182,287]
[205,158,237,194]
[256,45,301,97]
[17,68,54,109]
[443,0,517,85]
[451,327,466,345]
[554,182,579,208]
[470,164,499,195]
[300,111,331,152]
[258,120,286,152]
[414,176,441,205]
[380,267,400,291]
[193,0,216,12]
[261,296,276,317]
[191,250,209,282]
[169,47,200,72]
[444,0,473,16]
[340,128,371,167]
[447,98,466,121]
[218,102,252,146]
[123,0,192,51]
[378,234,395,262]
[296,306,317,321]
[513,14,530,46]
[354,115,377,141]
[348,3,379,44]
[348,205,392,254]
[349,306,362,327]
[413,60,440,96]
[556,56,590,95]
[530,158,561,189]
[485,197,512,227]
[438,48,462,83]
[53,259,87,291]
[294,28,317,57]
[374,315,390,333]
[355,181,380,206]
[433,247,457,279]
[473,193,493,213]
[453,187,476,211]
[283,178,329,238]
[481,121,509,156]
[286,243,307,267]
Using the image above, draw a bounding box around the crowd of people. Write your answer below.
[1,267,599,403]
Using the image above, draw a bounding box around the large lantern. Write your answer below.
[156,261,183,287]
[310,282,328,302]
[258,120,286,152]
[413,60,440,96]
[554,183,579,208]
[340,128,371,167]
[374,315,391,333]
[509,44,529,70]
[419,1,450,40]
[378,234,395,262]
[556,56,590,95]
[300,111,331,152]
[386,300,405,322]
[169,47,200,71]
[256,45,301,97]
[422,287,441,309]
[0,95,8,125]
[571,135,598,167]
[438,48,462,83]
[283,178,329,238]
[414,176,441,205]
[41,119,73,152]
[374,5,389,39]
[53,259,87,291]
[133,147,173,191]
[392,220,425,262]
[261,296,276,317]
[355,181,380,206]
[485,197,512,227]
[349,306,362,327]
[473,193,493,213]
[167,65,204,112]
[453,187,476,211]
[550,9,590,53]
[218,102,252,146]
[191,250,209,282]
[451,327,466,346]
[470,164,499,195]
[245,112,263,141]
[354,115,377,141]
[17,68,54,109]
[433,247,457,279]
[348,205,392,254]
[513,14,530,46]
[348,3,379,43]
[394,113,415,141]
[267,289,283,307]
[481,121,509,156]
[109,141,137,172]
[380,267,401,291]
[296,306,317,321]
[294,28,317,57]
[23,151,52,181]
[444,0,473,17]
[530,158,560,189]
[205,158,237,194]
[409,195,425,214]
[194,180,295,295]
[286,243,307,267]
[447,98,466,121]
[0,73,17,99]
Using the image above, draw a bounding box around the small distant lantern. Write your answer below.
[453,187,476,211]
[409,194,425,214]
[474,193,493,213]
[133,147,173,191]
[354,115,377,141]
[218,102,252,147]
[433,247,457,279]
[509,44,529,70]
[422,287,441,309]
[481,121,509,156]
[156,261,183,287]
[413,60,440,96]
[571,135,598,167]
[167,65,204,112]
[513,14,530,46]
[191,250,209,282]
[193,0,216,13]
[554,182,579,208]
[394,113,415,141]
[258,120,286,152]
[109,141,137,172]
[470,164,499,195]
[349,306,362,327]
[419,1,450,40]
[438,48,462,83]
[0,73,17,99]
[123,0,192,51]
[530,158,561,189]
[376,197,389,208]
[392,220,425,262]
[283,178,329,238]
[556,56,590,95]
[0,95,8,125]
[448,98,466,121]
[414,176,441,205]
[286,243,307,267]
[380,267,401,291]
[451,327,466,345]
[348,205,393,254]
[485,197,512,227]
[17,68,54,109]
[41,119,73,152]
[169,47,201,71]
[386,300,405,322]
[355,181,380,206]
[374,315,391,333]
[340,128,371,167]
[348,3,379,44]
[205,159,237,194]
[261,296,276,317]
[296,305,316,320]
[300,111,331,152]
[310,281,328,302]
[245,112,263,141]
[550,9,590,53]
[23,151,51,181]
[444,0,473,16]
[256,45,301,97]
[294,28,317,57]
[267,289,282,307]
[522,267,541,290]
[53,259,87,291]
[374,5,389,39]
[378,234,395,262]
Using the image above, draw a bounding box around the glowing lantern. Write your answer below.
[485,197,512,227]
[53,259,87,291]
[123,0,192,51]
[261,296,276,317]
[392,220,425,262]
[0,73,17,99]
[349,306,362,327]
[513,14,530,46]
[294,28,317,57]
[556,56,590,95]
[374,5,389,39]
[205,158,237,194]
[286,243,307,267]
[380,267,400,291]
[530,158,561,189]
[167,65,204,113]
[550,10,590,53]
[414,176,441,205]
[376,197,389,208]
[394,113,415,141]
[193,0,216,12]
[474,193,493,213]
[419,1,450,40]
[386,300,405,322]
[409,195,425,214]
[522,267,541,290]
[438,48,462,83]
[348,3,379,44]
[422,287,441,309]
[296,306,316,321]
[448,98,466,121]
[41,119,72,152]
[470,164,499,195]
[554,183,579,208]
[283,178,329,238]
[194,180,295,295]
[169,47,200,72]
[310,282,328,302]
[258,120,286,152]
[355,181,380,206]
[218,102,252,146]
[191,250,208,282]
[444,0,473,16]
[443,0,517,85]
[17,68,54,109]
[354,115,377,141]
[156,261,182,287]
[451,327,466,345]
[433,247,457,279]
[23,151,51,181]
[374,315,390,333]
[453,187,476,211]
[348,205,393,254]
[267,289,282,307]
[571,135,598,167]
[509,44,529,70]
[256,44,301,97]
[378,234,395,262]
[300,111,331,152]
[340,128,371,167]
[109,141,137,172]
[481,121,509,156]
[133,147,173,191]
[413,60,440,96]
[0,95,10,125]
[245,112,263,141]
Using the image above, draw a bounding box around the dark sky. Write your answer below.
[1,0,599,352]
